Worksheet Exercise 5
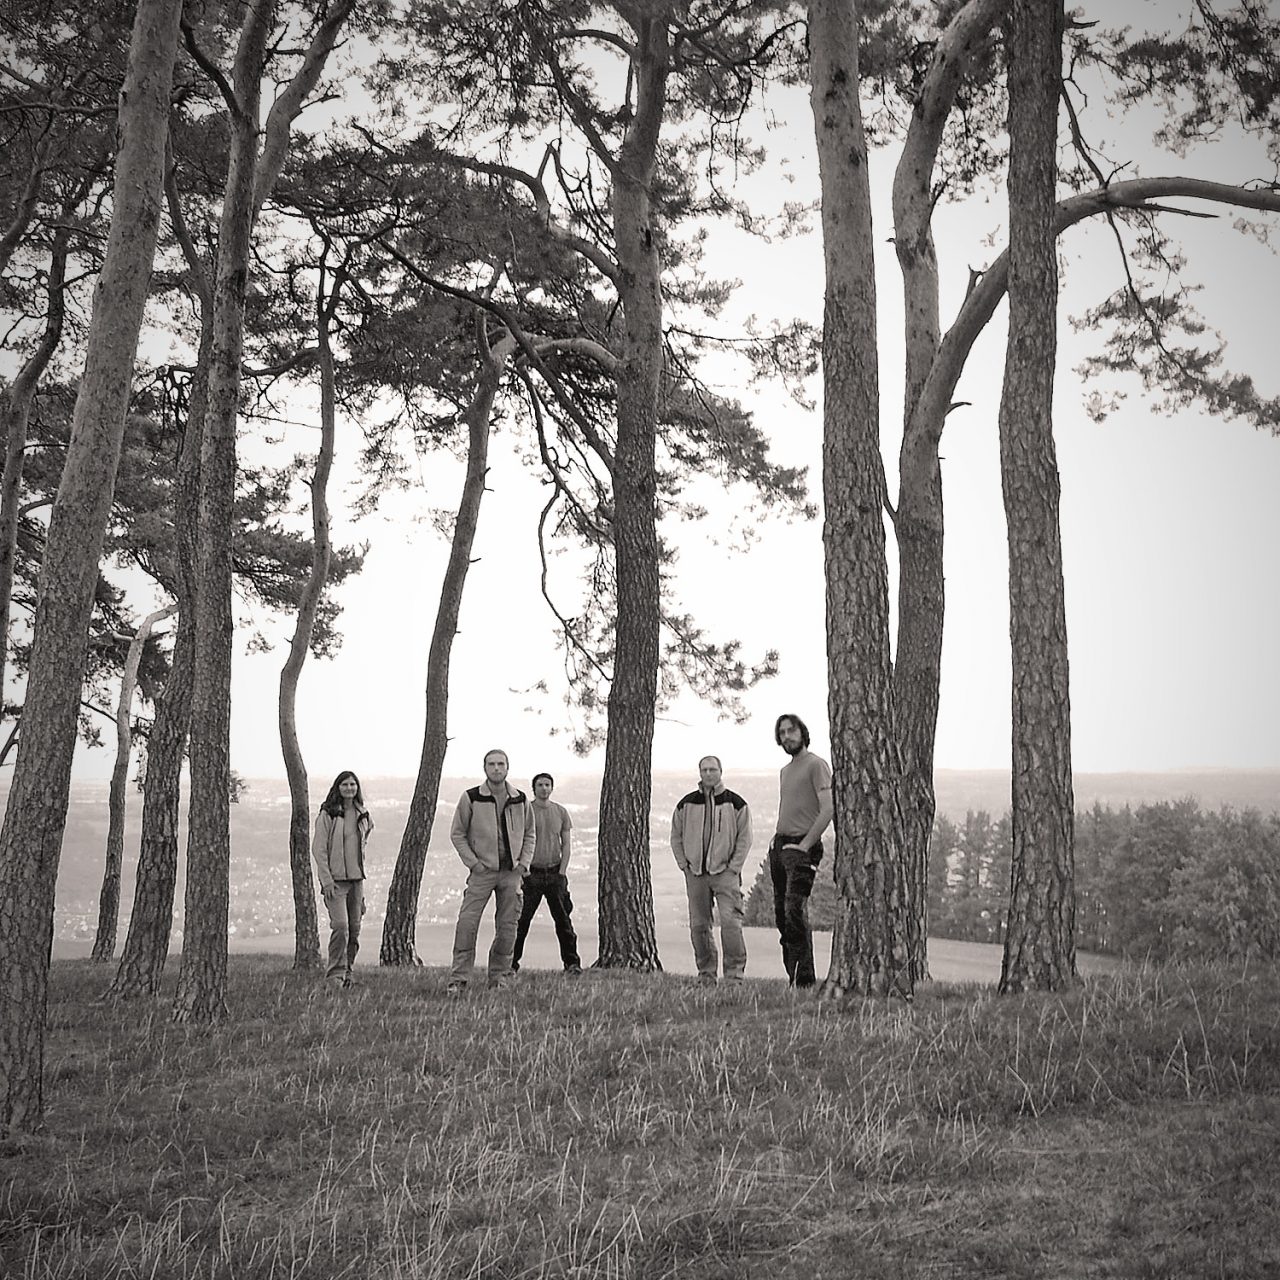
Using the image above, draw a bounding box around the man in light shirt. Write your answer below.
[770,714,833,989]
[511,772,583,976]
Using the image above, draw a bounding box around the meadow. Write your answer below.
[2,957,1277,1278]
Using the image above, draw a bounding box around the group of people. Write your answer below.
[310,713,832,992]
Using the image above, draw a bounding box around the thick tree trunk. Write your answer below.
[593,21,667,972]
[809,0,912,999]
[91,604,177,961]
[279,271,342,973]
[0,231,70,714]
[173,0,277,1025]
[381,332,509,965]
[997,0,1078,994]
[0,0,182,1134]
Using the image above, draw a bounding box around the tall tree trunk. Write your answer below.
[278,267,342,973]
[892,0,1007,984]
[0,230,70,714]
[593,20,668,972]
[173,0,277,1025]
[381,328,511,965]
[997,0,1078,994]
[108,163,209,1001]
[809,0,912,999]
[171,0,353,1022]
[91,603,177,961]
[0,0,183,1134]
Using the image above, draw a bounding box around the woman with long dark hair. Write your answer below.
[311,770,374,986]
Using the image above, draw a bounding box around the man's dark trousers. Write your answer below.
[768,834,823,987]
[512,868,581,971]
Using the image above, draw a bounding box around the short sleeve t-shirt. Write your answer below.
[532,800,572,868]
[775,752,832,840]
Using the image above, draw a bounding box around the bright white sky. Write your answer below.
[63,3,1280,786]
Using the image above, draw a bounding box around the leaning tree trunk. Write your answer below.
[809,0,912,999]
[91,603,177,961]
[108,165,209,1001]
[381,328,511,965]
[0,0,183,1134]
[997,0,1078,994]
[173,0,277,1025]
[278,267,343,973]
[892,0,1007,984]
[593,20,667,972]
[0,230,69,715]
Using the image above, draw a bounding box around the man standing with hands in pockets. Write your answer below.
[671,755,752,985]
[770,714,833,990]
[448,748,536,993]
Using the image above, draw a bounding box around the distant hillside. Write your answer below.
[10,767,1276,947]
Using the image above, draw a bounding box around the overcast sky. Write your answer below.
[61,4,1280,787]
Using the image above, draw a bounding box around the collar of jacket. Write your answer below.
[479,781,525,802]
[699,782,726,796]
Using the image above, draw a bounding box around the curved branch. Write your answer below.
[904,176,1280,485]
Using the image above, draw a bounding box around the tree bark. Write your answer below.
[997,0,1078,994]
[381,327,512,965]
[173,0,278,1025]
[0,230,70,715]
[892,0,1007,985]
[592,18,668,972]
[279,266,342,973]
[809,0,912,999]
[0,0,183,1134]
[108,157,209,1001]
[91,604,177,961]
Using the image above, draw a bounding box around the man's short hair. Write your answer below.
[774,714,811,749]
[483,748,509,766]
[532,772,554,788]
[698,755,722,770]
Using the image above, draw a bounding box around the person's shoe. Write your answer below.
[697,974,717,987]
[510,961,520,973]
[446,982,465,998]
[564,965,583,977]
[488,974,515,991]
[342,974,357,988]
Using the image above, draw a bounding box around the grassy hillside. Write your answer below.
[2,958,1277,1278]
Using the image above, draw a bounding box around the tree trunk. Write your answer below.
[997,0,1078,994]
[0,230,70,715]
[108,210,208,1001]
[593,20,668,972]
[381,330,510,965]
[91,604,177,961]
[809,0,912,999]
[0,0,183,1134]
[891,0,1007,985]
[278,268,343,973]
[173,0,277,1025]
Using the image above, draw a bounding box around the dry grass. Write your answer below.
[1,959,1278,1278]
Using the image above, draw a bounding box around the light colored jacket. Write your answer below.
[670,783,752,876]
[451,781,536,872]
[311,804,374,891]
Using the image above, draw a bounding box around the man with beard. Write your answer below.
[770,713,833,989]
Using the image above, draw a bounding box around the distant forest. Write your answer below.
[747,800,1280,961]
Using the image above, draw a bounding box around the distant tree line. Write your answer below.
[747,800,1280,962]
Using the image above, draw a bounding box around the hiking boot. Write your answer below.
[564,965,583,977]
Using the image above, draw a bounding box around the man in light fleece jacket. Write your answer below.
[670,755,752,985]
[447,748,536,993]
